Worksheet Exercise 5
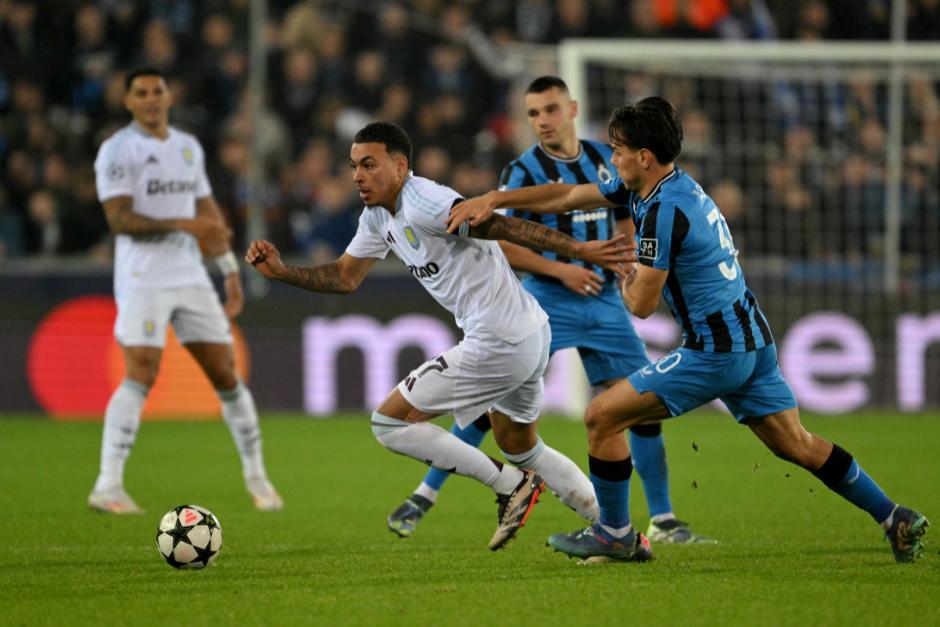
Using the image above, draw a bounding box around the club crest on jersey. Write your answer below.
[596,163,613,183]
[403,226,420,250]
[182,147,194,166]
[639,238,658,261]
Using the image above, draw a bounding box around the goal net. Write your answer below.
[549,40,940,412]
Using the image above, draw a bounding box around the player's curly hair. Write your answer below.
[607,96,683,165]
[353,121,413,167]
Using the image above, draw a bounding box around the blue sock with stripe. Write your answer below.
[421,415,492,491]
[589,455,632,533]
[812,444,895,524]
[629,423,672,518]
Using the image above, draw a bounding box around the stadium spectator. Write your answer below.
[0,0,936,267]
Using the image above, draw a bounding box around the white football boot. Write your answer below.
[87,487,144,514]
[246,476,284,512]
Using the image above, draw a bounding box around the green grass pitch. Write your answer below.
[1,412,938,626]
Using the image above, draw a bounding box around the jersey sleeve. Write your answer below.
[637,203,690,270]
[194,140,212,198]
[497,161,530,218]
[344,210,389,259]
[597,174,631,207]
[94,136,134,202]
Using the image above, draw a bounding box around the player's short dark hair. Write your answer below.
[125,67,168,91]
[353,121,413,166]
[525,75,569,95]
[607,96,683,164]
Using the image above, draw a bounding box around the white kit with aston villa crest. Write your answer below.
[345,175,547,345]
[95,122,213,296]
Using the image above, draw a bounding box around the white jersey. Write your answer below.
[345,175,548,344]
[94,122,213,296]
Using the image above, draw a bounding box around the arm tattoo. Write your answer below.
[470,215,580,258]
[280,263,351,294]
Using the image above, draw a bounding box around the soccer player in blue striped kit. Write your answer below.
[388,77,711,545]
[447,96,929,563]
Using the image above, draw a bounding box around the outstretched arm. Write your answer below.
[245,240,376,294]
[470,215,633,277]
[446,183,614,233]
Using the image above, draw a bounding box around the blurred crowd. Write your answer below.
[0,0,938,275]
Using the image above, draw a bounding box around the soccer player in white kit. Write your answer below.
[246,122,634,549]
[88,67,282,514]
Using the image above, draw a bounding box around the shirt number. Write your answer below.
[707,208,739,281]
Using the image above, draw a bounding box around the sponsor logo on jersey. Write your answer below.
[145,155,159,165]
[406,262,439,279]
[146,179,197,195]
[182,147,194,165]
[571,209,608,223]
[639,238,658,261]
[403,225,420,250]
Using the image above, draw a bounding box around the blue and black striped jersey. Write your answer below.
[499,140,628,282]
[599,167,773,353]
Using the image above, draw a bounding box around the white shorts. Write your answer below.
[398,322,551,427]
[114,286,231,347]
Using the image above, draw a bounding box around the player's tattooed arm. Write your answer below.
[469,215,635,275]
[246,242,377,294]
[103,196,227,242]
[470,215,581,256]
[278,263,353,294]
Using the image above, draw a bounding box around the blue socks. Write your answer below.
[812,444,895,524]
[589,455,633,530]
[421,415,491,491]
[629,423,672,518]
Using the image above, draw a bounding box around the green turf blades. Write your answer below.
[0,412,937,626]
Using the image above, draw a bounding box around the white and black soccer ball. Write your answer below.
[156,504,222,569]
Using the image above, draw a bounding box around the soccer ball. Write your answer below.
[155,504,223,569]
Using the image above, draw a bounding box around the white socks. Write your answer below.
[371,412,523,494]
[93,380,147,492]
[219,382,266,480]
[414,483,440,503]
[501,437,600,523]
[601,523,633,538]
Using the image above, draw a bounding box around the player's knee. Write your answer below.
[126,359,159,388]
[208,368,238,391]
[370,411,409,450]
[584,400,614,438]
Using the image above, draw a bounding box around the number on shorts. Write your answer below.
[405,355,449,391]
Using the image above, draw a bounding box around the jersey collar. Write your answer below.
[130,121,172,141]
[640,167,679,204]
[536,142,583,163]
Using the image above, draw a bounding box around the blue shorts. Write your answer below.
[628,344,798,422]
[524,277,649,386]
